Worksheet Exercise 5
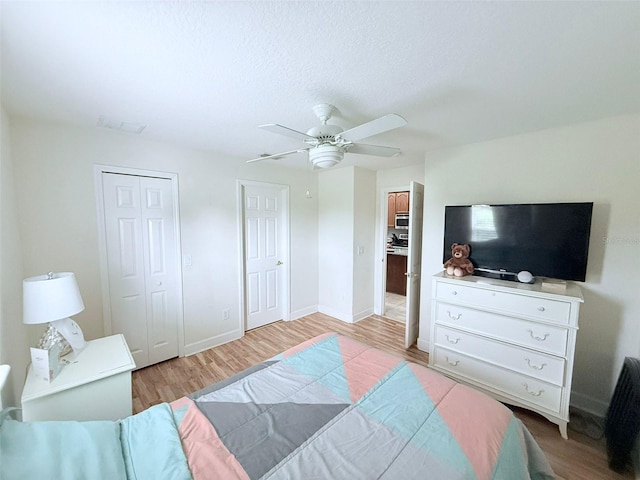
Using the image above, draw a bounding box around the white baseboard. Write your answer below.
[318,305,354,323]
[353,308,374,323]
[570,390,609,419]
[289,305,318,321]
[183,329,244,356]
[417,337,430,353]
[317,305,349,322]
[316,305,374,324]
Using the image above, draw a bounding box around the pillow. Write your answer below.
[0,410,127,480]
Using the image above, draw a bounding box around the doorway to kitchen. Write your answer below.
[378,181,424,348]
[383,187,409,323]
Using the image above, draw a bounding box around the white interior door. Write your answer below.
[101,173,179,368]
[244,185,286,330]
[405,181,424,348]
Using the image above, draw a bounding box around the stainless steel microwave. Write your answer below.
[395,213,409,229]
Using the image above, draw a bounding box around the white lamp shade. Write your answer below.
[23,272,85,325]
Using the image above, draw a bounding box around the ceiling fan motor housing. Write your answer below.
[306,124,344,143]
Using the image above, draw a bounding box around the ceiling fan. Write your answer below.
[247,104,407,169]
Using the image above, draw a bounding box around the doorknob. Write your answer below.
[276,261,284,266]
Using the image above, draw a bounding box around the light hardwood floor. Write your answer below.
[132,313,634,480]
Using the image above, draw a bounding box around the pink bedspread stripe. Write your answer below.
[170,396,249,480]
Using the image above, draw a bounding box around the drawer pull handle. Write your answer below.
[537,306,546,312]
[447,311,461,321]
[445,356,460,367]
[451,291,458,296]
[445,335,460,344]
[525,358,547,370]
[527,329,550,342]
[522,383,544,397]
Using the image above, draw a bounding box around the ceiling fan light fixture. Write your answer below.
[309,145,344,168]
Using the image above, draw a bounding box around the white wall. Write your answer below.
[8,117,319,358]
[318,166,377,322]
[318,167,355,320]
[0,106,28,408]
[376,164,425,190]
[420,114,640,416]
[352,168,376,319]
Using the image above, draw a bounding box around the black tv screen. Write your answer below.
[443,202,593,282]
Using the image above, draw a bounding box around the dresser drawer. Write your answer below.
[433,346,562,414]
[435,302,569,356]
[434,325,566,386]
[435,282,572,324]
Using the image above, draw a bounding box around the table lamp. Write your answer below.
[23,272,87,357]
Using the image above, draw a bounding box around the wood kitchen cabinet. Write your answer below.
[386,253,407,295]
[395,191,409,213]
[387,194,397,227]
[387,191,410,227]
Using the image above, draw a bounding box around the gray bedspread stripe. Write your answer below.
[188,361,277,399]
[199,401,349,479]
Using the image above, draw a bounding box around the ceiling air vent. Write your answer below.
[97,116,146,134]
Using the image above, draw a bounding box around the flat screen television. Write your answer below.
[443,202,594,282]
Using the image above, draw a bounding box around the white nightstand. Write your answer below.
[21,334,136,421]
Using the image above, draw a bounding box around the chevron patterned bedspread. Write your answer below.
[170,332,555,480]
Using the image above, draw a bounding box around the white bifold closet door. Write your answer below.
[101,173,179,369]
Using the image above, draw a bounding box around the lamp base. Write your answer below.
[36,324,73,358]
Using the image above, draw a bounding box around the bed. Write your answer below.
[1,332,555,479]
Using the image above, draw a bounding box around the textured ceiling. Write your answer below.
[1,1,639,170]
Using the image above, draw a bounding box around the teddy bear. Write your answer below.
[444,243,475,277]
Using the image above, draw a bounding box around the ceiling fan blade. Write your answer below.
[246,148,308,163]
[347,143,401,157]
[259,123,316,142]
[339,114,407,142]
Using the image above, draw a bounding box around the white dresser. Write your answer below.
[429,272,582,439]
[21,334,136,421]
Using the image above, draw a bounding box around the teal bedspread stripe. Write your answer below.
[0,403,192,480]
[0,411,127,480]
[119,403,193,480]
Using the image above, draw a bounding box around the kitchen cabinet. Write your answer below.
[395,191,409,213]
[387,191,410,227]
[386,253,407,295]
[387,194,397,227]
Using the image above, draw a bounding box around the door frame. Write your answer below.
[236,180,291,331]
[374,184,411,317]
[94,164,185,358]
[404,181,424,348]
